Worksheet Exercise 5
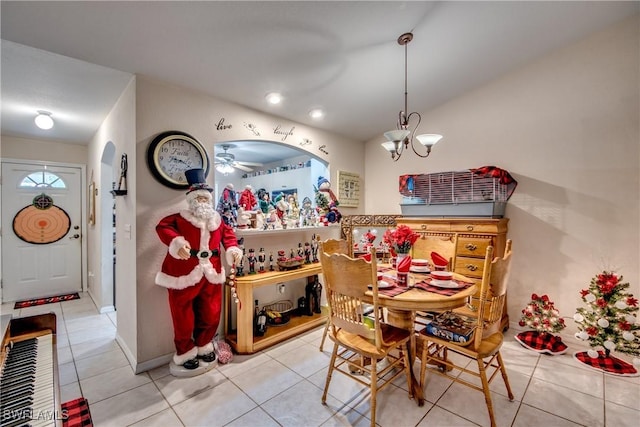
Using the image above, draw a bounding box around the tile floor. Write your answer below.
[2,293,639,427]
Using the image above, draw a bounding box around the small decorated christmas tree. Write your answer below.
[515,293,568,355]
[573,271,640,376]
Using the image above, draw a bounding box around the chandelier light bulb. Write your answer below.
[35,111,54,130]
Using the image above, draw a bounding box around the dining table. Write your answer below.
[364,265,477,406]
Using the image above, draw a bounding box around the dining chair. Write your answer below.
[318,238,351,351]
[320,246,413,427]
[418,241,514,427]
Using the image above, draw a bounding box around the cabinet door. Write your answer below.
[411,232,456,266]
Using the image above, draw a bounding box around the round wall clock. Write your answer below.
[147,131,210,189]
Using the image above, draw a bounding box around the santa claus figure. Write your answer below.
[155,168,243,372]
[238,185,257,211]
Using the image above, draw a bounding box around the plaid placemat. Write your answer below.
[413,278,473,296]
[62,398,93,427]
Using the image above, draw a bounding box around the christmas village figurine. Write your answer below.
[236,206,251,229]
[515,293,568,355]
[274,192,289,227]
[314,176,341,225]
[236,238,245,277]
[285,193,300,228]
[257,188,272,215]
[573,270,640,376]
[238,185,257,211]
[299,196,318,227]
[216,183,238,226]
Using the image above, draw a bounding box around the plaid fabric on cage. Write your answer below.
[62,398,93,427]
[573,351,639,377]
[515,330,568,355]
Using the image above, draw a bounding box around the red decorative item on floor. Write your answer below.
[515,330,568,355]
[62,398,93,427]
[14,293,80,309]
[573,350,638,377]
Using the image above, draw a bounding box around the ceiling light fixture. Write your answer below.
[309,108,324,119]
[265,92,283,105]
[382,32,442,161]
[35,110,54,130]
[215,163,235,175]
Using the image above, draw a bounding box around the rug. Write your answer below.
[14,292,80,309]
[62,398,93,427]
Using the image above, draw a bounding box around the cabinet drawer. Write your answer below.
[454,256,485,278]
[398,220,450,232]
[456,236,492,258]
[450,223,498,234]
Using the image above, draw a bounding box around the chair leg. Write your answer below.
[369,357,378,427]
[322,342,339,404]
[477,357,497,427]
[496,351,514,400]
[319,317,329,351]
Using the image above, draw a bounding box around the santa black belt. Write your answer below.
[190,249,219,259]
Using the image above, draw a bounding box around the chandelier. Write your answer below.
[381,32,442,161]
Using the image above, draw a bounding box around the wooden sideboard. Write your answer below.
[396,217,510,331]
[224,263,327,354]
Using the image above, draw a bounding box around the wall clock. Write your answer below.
[147,131,210,189]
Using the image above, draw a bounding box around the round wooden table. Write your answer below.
[365,270,477,406]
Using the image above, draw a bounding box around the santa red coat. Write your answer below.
[238,188,257,211]
[155,209,241,289]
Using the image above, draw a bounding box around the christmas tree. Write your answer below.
[515,293,568,355]
[573,271,640,376]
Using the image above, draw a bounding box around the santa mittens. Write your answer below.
[515,330,568,355]
[573,350,638,377]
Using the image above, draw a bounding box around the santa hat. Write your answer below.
[185,168,213,201]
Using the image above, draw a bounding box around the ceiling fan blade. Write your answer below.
[233,163,254,172]
[237,161,264,167]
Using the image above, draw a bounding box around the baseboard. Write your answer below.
[99,305,115,314]
[134,352,173,374]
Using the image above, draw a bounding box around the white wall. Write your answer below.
[134,76,364,368]
[1,136,88,163]
[365,15,640,333]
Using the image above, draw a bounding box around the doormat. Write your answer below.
[14,292,80,309]
[62,397,93,427]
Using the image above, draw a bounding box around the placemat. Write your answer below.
[377,267,473,297]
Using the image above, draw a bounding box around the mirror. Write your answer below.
[340,214,402,257]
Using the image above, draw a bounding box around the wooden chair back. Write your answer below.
[411,234,457,270]
[472,240,513,348]
[319,245,381,345]
[321,238,351,256]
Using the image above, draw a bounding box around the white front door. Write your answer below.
[1,162,83,302]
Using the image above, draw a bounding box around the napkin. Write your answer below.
[359,253,372,262]
[431,251,448,268]
[397,255,412,272]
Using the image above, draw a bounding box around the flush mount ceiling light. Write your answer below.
[265,92,283,105]
[382,32,443,161]
[35,110,54,130]
[309,108,325,119]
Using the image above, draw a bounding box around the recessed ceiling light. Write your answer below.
[265,92,283,105]
[35,110,54,130]
[309,108,325,119]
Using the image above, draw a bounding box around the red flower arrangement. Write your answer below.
[383,225,419,255]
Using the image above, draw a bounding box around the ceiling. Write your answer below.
[2,1,638,161]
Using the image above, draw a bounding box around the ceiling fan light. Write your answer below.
[35,110,54,130]
[383,129,410,143]
[216,163,234,174]
[265,92,283,105]
[415,134,443,147]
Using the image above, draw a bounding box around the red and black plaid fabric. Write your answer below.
[573,351,639,377]
[62,398,93,427]
[14,292,80,309]
[515,330,568,355]
[470,166,518,199]
[413,278,472,297]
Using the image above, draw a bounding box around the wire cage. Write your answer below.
[399,171,510,217]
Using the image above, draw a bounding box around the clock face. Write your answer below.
[147,131,210,189]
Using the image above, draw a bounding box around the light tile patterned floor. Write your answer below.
[2,293,638,426]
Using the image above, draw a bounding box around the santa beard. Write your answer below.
[189,198,215,219]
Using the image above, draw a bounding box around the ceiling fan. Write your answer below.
[214,144,263,173]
